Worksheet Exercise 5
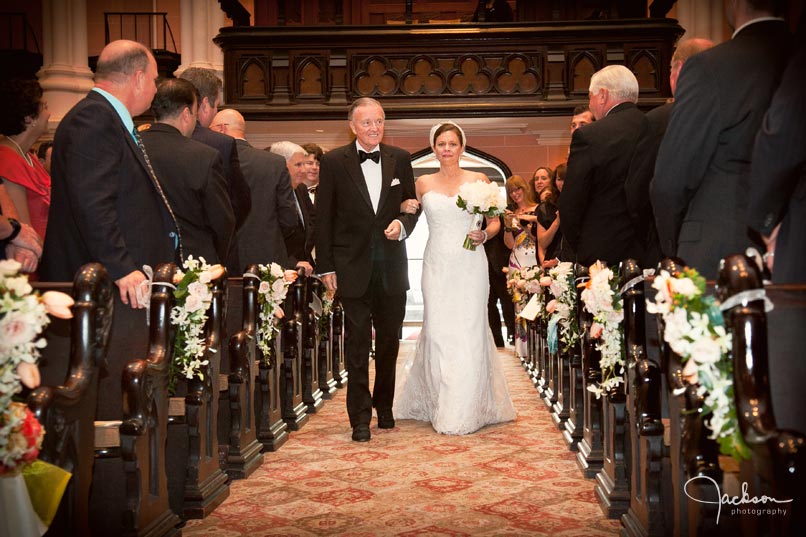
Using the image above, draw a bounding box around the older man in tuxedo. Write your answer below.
[651,0,792,278]
[41,40,179,307]
[315,97,419,442]
[212,109,299,267]
[559,65,645,267]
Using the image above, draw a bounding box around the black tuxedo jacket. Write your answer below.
[285,184,316,268]
[140,123,235,265]
[41,91,177,282]
[748,43,806,284]
[560,101,646,267]
[651,19,792,278]
[315,142,418,298]
[235,139,298,267]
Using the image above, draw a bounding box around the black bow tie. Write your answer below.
[358,150,380,163]
[308,186,317,194]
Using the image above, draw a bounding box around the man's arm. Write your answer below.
[559,129,593,252]
[226,139,252,229]
[275,166,299,237]
[314,153,337,275]
[204,154,236,263]
[395,150,419,236]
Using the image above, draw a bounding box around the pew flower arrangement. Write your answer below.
[255,263,297,362]
[170,256,224,390]
[456,180,506,250]
[646,268,750,461]
[1,259,73,474]
[580,262,625,398]
[541,261,581,353]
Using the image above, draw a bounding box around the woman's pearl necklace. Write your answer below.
[2,135,33,167]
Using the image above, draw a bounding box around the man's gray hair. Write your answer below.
[348,97,384,121]
[270,141,306,161]
[589,65,639,103]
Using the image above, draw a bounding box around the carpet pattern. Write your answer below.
[185,343,621,536]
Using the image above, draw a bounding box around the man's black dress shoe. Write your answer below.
[377,411,395,429]
[352,424,371,442]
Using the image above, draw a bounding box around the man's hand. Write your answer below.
[322,273,337,293]
[400,198,420,214]
[6,244,38,273]
[296,261,314,276]
[116,270,147,309]
[384,220,402,240]
[11,223,43,258]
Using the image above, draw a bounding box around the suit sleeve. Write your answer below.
[624,114,656,228]
[396,150,419,235]
[651,55,720,256]
[314,154,336,274]
[559,128,593,252]
[226,140,252,229]
[275,165,299,238]
[748,48,806,235]
[203,153,236,263]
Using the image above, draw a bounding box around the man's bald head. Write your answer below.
[670,38,715,95]
[94,39,159,117]
[211,108,246,138]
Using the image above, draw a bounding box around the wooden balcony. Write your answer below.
[214,18,683,121]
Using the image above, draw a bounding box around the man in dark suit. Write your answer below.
[212,109,299,267]
[315,97,419,442]
[625,37,713,268]
[139,79,234,265]
[559,64,645,267]
[270,141,315,275]
[41,40,178,308]
[179,67,251,273]
[651,0,792,278]
[748,33,805,284]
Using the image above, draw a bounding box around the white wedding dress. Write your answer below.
[394,189,516,434]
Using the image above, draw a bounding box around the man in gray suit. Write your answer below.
[211,109,298,267]
[651,0,791,278]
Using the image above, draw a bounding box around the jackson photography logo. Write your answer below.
[684,475,793,524]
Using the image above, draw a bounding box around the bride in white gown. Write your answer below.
[394,121,516,435]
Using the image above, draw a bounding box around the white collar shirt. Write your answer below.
[356,141,382,213]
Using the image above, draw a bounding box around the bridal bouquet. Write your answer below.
[254,263,297,363]
[580,262,625,398]
[1,402,44,474]
[170,256,224,392]
[456,180,506,251]
[647,268,749,461]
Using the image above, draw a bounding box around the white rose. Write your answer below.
[184,294,204,313]
[0,259,22,276]
[258,281,271,294]
[689,336,722,364]
[0,311,39,349]
[270,263,284,279]
[670,277,698,298]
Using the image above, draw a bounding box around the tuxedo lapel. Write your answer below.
[377,144,395,214]
[344,147,374,211]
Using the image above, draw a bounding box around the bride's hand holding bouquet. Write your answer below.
[456,181,506,251]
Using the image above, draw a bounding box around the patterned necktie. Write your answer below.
[358,150,380,163]
[131,127,184,261]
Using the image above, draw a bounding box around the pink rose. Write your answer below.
[590,322,604,339]
[539,276,552,287]
[41,290,75,319]
[206,264,226,281]
[546,299,557,314]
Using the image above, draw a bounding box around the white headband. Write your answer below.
[429,121,467,149]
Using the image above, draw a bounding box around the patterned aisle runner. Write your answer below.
[185,342,620,536]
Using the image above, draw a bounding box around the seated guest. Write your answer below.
[0,79,52,257]
[560,65,645,267]
[0,180,42,269]
[211,109,298,267]
[41,40,179,308]
[270,141,315,275]
[139,78,235,265]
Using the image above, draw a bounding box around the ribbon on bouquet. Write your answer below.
[719,288,774,313]
[618,269,655,296]
[547,314,560,354]
[136,265,177,324]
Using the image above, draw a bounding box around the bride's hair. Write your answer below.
[429,121,466,149]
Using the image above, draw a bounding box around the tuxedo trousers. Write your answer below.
[339,262,406,427]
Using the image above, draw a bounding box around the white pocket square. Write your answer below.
[390,178,401,187]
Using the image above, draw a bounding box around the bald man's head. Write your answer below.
[96,40,153,83]
[211,108,246,138]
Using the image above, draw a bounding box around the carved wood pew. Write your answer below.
[718,254,806,536]
[300,273,324,413]
[85,263,181,536]
[219,274,264,478]
[653,257,722,536]
[535,287,550,397]
[543,287,559,412]
[240,265,289,453]
[550,270,572,428]
[331,298,348,388]
[562,264,587,451]
[576,266,604,478]
[166,270,229,519]
[524,310,539,389]
[620,261,667,537]
[593,260,634,518]
[29,263,114,537]
[311,277,338,400]
[280,268,310,430]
